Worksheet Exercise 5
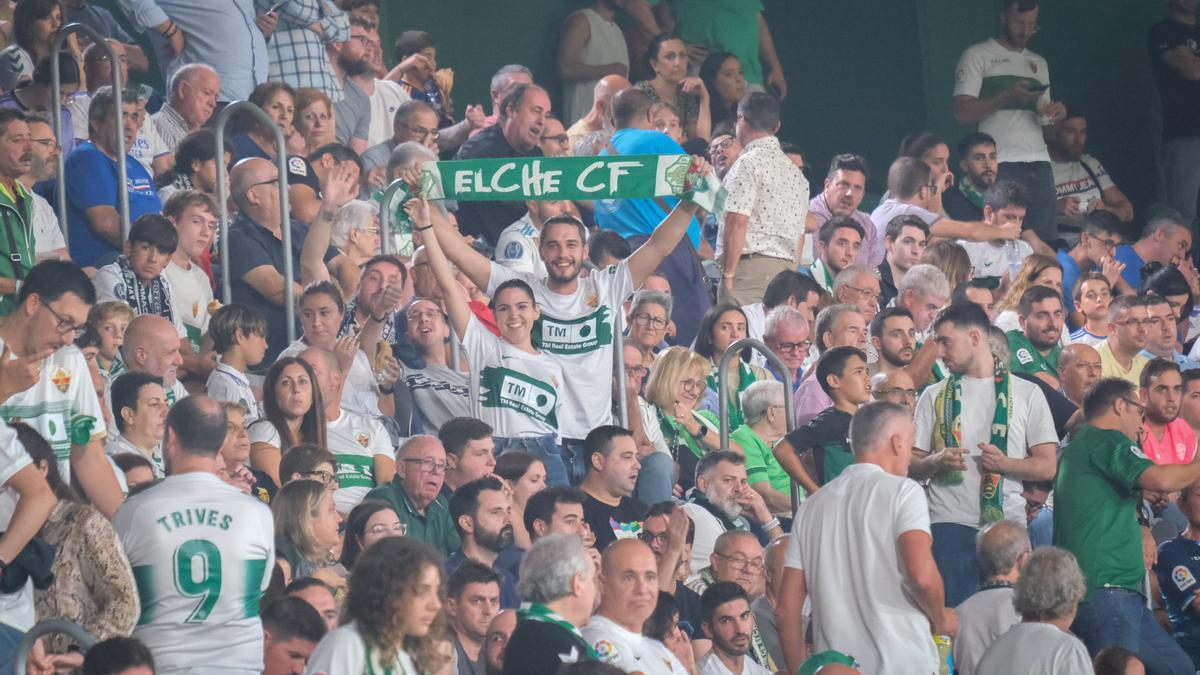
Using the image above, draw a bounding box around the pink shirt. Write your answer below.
[1141,418,1197,465]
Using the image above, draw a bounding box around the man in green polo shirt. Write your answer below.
[1007,285,1064,388]
[364,435,460,557]
[1054,377,1200,669]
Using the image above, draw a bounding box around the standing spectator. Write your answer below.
[400,298,471,434]
[151,63,220,153]
[361,99,438,173]
[258,0,347,100]
[910,303,1057,607]
[445,561,501,675]
[325,15,373,153]
[504,534,598,673]
[343,16,411,149]
[157,130,230,203]
[1114,205,1192,291]
[113,0,268,102]
[805,154,877,268]
[953,0,1067,253]
[697,581,771,675]
[806,218,863,295]
[635,33,710,141]
[558,0,628,125]
[953,521,1029,675]
[62,0,149,71]
[1148,0,1200,227]
[878,215,930,308]
[944,132,998,222]
[0,54,79,159]
[1097,295,1151,386]
[446,476,520,608]
[113,397,275,673]
[717,92,808,306]
[1048,108,1134,228]
[579,425,648,551]
[453,82,550,246]
[872,157,1012,247]
[1054,377,1200,671]
[63,87,163,267]
[389,30,483,154]
[306,537,449,674]
[776,401,955,675]
[663,1,787,99]
[565,73,630,148]
[364,435,461,558]
[974,547,1092,674]
[0,0,61,90]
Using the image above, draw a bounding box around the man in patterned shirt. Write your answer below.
[261,0,348,100]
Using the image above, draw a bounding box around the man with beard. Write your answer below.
[944,132,998,222]
[806,154,879,267]
[1057,343,1102,409]
[1049,108,1134,230]
[1007,286,1065,388]
[1057,212,1127,319]
[878,215,929,308]
[581,539,689,674]
[870,307,916,376]
[1140,359,1196,465]
[910,303,1057,606]
[697,582,771,675]
[832,265,880,325]
[445,562,503,675]
[895,264,952,387]
[579,425,648,551]
[447,476,520,607]
[682,451,782,576]
[329,17,376,154]
[806,216,863,293]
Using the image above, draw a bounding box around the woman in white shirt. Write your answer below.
[248,357,327,486]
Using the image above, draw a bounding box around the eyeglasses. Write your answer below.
[679,378,705,391]
[1119,397,1146,417]
[349,34,374,47]
[639,531,669,545]
[625,365,649,378]
[398,121,438,141]
[249,178,279,191]
[404,457,447,473]
[875,387,919,402]
[714,552,764,571]
[1092,237,1120,251]
[1114,318,1150,329]
[304,469,336,487]
[31,138,59,152]
[42,301,81,336]
[366,522,407,536]
[710,137,736,154]
[843,285,882,304]
[770,339,812,354]
[541,133,569,145]
[632,312,668,329]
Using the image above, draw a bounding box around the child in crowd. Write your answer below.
[88,300,135,383]
[206,304,269,424]
[1068,272,1111,347]
[91,214,189,344]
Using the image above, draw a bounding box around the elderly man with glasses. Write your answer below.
[364,434,461,557]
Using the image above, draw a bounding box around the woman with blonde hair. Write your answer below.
[995,254,1066,335]
[919,240,973,291]
[272,479,342,588]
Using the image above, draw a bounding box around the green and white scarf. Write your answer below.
[706,361,756,430]
[932,359,1011,525]
[516,602,599,662]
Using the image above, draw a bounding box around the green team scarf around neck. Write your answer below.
[931,360,1011,525]
[656,407,704,460]
[517,602,600,662]
[706,360,756,430]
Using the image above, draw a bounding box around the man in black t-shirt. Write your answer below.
[1148,0,1200,226]
[579,425,648,551]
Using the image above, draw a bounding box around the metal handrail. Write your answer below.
[214,102,295,343]
[614,310,628,427]
[717,338,799,513]
[13,619,97,673]
[52,24,129,245]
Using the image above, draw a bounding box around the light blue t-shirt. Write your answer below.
[1115,244,1146,290]
[1056,248,1085,316]
[595,128,700,249]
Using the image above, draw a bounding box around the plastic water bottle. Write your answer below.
[933,633,954,675]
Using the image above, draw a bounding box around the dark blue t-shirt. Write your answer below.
[1056,248,1085,316]
[1115,244,1146,290]
[63,141,162,266]
[595,128,701,249]
[1157,536,1200,634]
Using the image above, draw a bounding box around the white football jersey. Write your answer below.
[114,471,275,673]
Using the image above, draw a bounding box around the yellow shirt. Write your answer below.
[1097,340,1148,385]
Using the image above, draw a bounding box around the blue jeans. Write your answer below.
[1072,587,1194,675]
[559,437,588,487]
[494,435,569,487]
[634,452,676,506]
[0,623,22,675]
[930,522,980,607]
[1164,137,1200,227]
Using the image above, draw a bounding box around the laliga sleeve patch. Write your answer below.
[1174,565,1197,592]
[503,241,524,260]
[1016,348,1034,365]
[594,639,618,663]
[288,156,307,176]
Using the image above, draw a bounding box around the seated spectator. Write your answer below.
[581,539,689,673]
[64,87,163,267]
[272,478,341,587]
[0,0,63,91]
[64,38,124,142]
[587,229,632,269]
[0,54,79,157]
[206,304,269,424]
[494,451,545,550]
[285,577,339,633]
[578,425,648,551]
[775,347,870,494]
[693,304,772,430]
[157,130,231,203]
[1007,286,1066,388]
[1143,291,1200,371]
[743,269,822,346]
[993,254,1064,334]
[1115,205,1191,291]
[1092,648,1145,675]
[731,380,792,514]
[870,307,916,376]
[635,33,710,141]
[806,217,863,295]
[152,63,219,152]
[285,142,360,227]
[401,298,471,433]
[1140,359,1195,465]
[113,314,188,412]
[645,346,722,491]
[648,101,684,144]
[697,581,772,675]
[1068,272,1112,346]
[438,416,497,498]
[447,476,520,608]
[627,289,672,369]
[871,368,919,415]
[1057,343,1103,409]
[878,215,930,308]
[105,372,167,477]
[943,132,998,222]
[644,591,699,671]
[338,498,404,570]
[365,435,461,557]
[805,154,878,268]
[218,401,275,502]
[20,113,66,260]
[276,442,337,489]
[79,638,156,675]
[975,547,1092,673]
[325,199,380,296]
[539,115,573,157]
[260,596,326,675]
[230,82,304,164]
[1157,480,1200,669]
[495,199,568,277]
[762,306,811,390]
[793,305,867,427]
[832,264,879,325]
[112,451,155,491]
[503,534,597,674]
[293,88,337,157]
[0,111,39,315]
[956,181,1033,288]
[1097,295,1152,385]
[248,357,327,486]
[682,452,781,575]
[1048,107,1134,231]
[306,537,449,674]
[524,485,589,544]
[952,521,1029,675]
[445,561,502,675]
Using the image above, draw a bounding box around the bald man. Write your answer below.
[113,314,188,409]
[483,609,517,675]
[871,369,918,416]
[1057,343,1102,408]
[566,74,632,147]
[752,535,788,669]
[581,539,689,674]
[953,521,1029,675]
[226,158,337,363]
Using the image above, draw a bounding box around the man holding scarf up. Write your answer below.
[910,302,1057,606]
